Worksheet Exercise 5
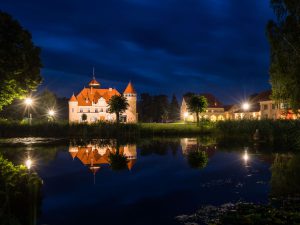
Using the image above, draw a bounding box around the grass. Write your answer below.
[0,119,215,138]
[0,119,300,151]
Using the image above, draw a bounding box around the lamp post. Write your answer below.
[25,97,33,125]
[242,102,250,119]
[48,109,55,122]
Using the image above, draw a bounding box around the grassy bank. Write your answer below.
[0,120,299,148]
[0,120,215,138]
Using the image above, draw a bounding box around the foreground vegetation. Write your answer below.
[0,119,300,150]
[0,154,42,225]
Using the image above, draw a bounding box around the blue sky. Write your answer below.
[1,0,274,104]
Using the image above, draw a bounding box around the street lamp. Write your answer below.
[241,102,250,119]
[242,102,250,111]
[24,97,33,125]
[48,109,56,121]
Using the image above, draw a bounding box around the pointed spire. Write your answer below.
[124,81,136,94]
[89,68,100,88]
[69,93,77,102]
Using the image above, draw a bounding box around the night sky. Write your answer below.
[2,0,274,104]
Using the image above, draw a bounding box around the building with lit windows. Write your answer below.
[69,73,137,123]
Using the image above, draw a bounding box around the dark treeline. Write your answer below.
[138,93,180,122]
[0,89,69,121]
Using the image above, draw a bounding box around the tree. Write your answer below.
[81,113,87,122]
[153,95,169,122]
[169,94,180,121]
[267,0,300,111]
[108,95,129,123]
[139,93,153,122]
[186,95,208,126]
[36,89,57,118]
[0,12,42,111]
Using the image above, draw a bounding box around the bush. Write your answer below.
[0,154,43,225]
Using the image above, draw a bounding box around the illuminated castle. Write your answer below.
[69,71,137,123]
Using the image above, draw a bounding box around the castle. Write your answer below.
[69,74,137,123]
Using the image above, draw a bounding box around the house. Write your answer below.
[180,93,225,121]
[69,74,137,123]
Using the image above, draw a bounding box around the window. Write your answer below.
[100,108,103,112]
[272,104,275,110]
[263,105,268,110]
[106,109,109,113]
[80,108,83,113]
[72,108,74,113]
[95,109,98,113]
[88,109,90,113]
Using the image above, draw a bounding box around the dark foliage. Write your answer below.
[0,11,42,111]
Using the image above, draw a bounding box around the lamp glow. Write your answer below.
[25,98,33,106]
[48,109,55,116]
[25,158,32,170]
[243,150,249,162]
[242,102,250,111]
[184,112,189,118]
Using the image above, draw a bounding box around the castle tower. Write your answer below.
[69,93,78,122]
[123,82,137,123]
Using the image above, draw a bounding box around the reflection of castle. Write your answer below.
[180,138,216,158]
[69,143,137,174]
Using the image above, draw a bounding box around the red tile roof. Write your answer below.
[124,82,136,94]
[89,78,100,86]
[75,88,120,106]
[69,94,77,102]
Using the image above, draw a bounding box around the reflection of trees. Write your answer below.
[108,140,128,171]
[138,138,180,156]
[181,137,213,169]
[271,154,300,197]
[187,150,208,169]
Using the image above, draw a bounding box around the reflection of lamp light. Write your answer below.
[243,150,249,163]
[25,158,32,170]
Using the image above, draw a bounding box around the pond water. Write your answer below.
[0,137,280,225]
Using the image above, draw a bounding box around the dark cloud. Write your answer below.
[1,0,273,103]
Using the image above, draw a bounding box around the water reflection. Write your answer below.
[69,141,137,174]
[181,138,217,169]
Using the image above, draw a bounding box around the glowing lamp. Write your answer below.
[25,98,33,106]
[184,112,189,118]
[48,109,55,116]
[242,102,250,111]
